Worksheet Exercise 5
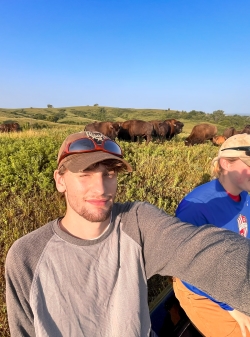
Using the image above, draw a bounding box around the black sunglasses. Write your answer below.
[221,146,250,151]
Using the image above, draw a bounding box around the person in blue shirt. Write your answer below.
[173,133,250,337]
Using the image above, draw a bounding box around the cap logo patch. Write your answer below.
[85,131,108,144]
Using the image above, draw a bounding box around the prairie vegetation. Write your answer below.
[0,106,250,134]
[0,125,219,336]
[1,106,248,335]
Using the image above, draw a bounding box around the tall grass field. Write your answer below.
[0,127,219,336]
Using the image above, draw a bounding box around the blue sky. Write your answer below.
[1,0,250,115]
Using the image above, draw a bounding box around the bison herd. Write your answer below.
[84,119,250,146]
[85,119,184,144]
[1,120,249,147]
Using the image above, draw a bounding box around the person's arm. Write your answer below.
[177,197,235,311]
[177,197,250,335]
[128,202,250,315]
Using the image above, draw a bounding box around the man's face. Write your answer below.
[55,163,118,223]
[226,159,250,194]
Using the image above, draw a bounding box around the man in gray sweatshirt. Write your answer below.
[5,131,250,337]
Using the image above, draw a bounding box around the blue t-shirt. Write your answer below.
[176,179,250,310]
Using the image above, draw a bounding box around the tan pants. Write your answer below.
[173,277,250,337]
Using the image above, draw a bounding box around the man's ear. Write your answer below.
[219,158,231,171]
[54,170,66,193]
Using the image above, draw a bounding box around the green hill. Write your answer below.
[0,105,250,136]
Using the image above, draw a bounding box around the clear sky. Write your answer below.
[1,0,250,115]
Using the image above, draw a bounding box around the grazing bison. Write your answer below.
[185,123,217,146]
[164,119,184,140]
[212,135,226,146]
[118,120,153,144]
[0,122,21,133]
[84,121,121,140]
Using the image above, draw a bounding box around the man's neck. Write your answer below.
[219,176,241,196]
[60,214,111,240]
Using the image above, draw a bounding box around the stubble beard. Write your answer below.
[68,198,113,222]
[78,206,112,222]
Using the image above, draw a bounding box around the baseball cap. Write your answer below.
[57,131,132,173]
[215,133,250,166]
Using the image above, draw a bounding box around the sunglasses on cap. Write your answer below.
[58,137,123,165]
[221,146,250,156]
[221,146,250,152]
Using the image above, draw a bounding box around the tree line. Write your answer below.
[1,107,250,130]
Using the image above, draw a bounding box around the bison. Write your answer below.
[118,120,153,144]
[149,120,171,141]
[223,127,238,139]
[185,123,217,146]
[241,125,250,134]
[149,120,162,137]
[0,124,8,133]
[164,119,184,140]
[84,121,121,140]
[0,122,21,133]
[223,125,250,139]
[158,122,171,142]
[212,135,226,146]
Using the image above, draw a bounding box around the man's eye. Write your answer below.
[107,171,115,177]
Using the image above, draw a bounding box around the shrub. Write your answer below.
[32,113,46,120]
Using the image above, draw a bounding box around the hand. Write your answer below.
[228,309,250,337]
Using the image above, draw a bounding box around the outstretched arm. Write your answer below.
[126,202,250,315]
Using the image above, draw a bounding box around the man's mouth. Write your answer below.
[86,199,110,207]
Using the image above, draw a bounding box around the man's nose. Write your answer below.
[93,174,106,193]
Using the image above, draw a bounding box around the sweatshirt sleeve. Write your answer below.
[5,221,55,337]
[176,198,234,311]
[128,202,250,316]
[5,241,36,337]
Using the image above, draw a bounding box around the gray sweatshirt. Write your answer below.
[5,201,250,337]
